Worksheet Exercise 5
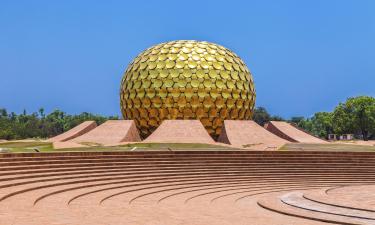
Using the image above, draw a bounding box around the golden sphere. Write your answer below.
[120,40,256,139]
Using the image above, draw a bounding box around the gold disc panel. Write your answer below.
[120,40,256,139]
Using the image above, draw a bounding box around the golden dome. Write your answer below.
[120,40,256,139]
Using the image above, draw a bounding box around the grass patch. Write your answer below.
[0,141,236,153]
[119,142,230,149]
[3,141,375,153]
[53,143,235,152]
[242,143,263,148]
[77,142,103,147]
[54,146,133,152]
[0,141,53,152]
[0,141,50,148]
[280,143,375,152]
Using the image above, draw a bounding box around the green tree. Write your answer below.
[270,115,284,121]
[252,107,284,126]
[38,108,45,118]
[290,116,305,125]
[0,108,8,117]
[310,112,333,139]
[0,108,118,140]
[252,107,271,126]
[296,118,313,134]
[332,96,375,141]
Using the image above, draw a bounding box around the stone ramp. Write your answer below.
[265,121,327,143]
[71,120,141,145]
[144,120,215,144]
[47,121,97,142]
[218,120,289,150]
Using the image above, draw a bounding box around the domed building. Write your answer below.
[120,40,256,139]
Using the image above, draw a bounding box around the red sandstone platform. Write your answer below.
[48,121,97,142]
[265,121,327,143]
[71,120,141,145]
[1,151,375,225]
[144,120,216,144]
[218,120,289,150]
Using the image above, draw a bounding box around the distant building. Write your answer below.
[328,134,354,141]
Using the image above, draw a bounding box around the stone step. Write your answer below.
[258,193,365,225]
[2,158,375,167]
[2,155,375,162]
[2,151,375,158]
[2,161,375,172]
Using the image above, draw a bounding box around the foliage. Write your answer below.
[290,116,305,125]
[252,107,270,126]
[332,96,375,140]
[310,112,333,138]
[0,108,118,140]
[294,96,375,140]
[252,107,284,126]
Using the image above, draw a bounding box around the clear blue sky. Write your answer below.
[0,0,374,118]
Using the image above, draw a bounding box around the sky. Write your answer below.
[0,0,374,118]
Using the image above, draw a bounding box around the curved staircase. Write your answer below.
[1,151,375,224]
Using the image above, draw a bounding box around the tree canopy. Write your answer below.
[252,107,284,126]
[0,108,118,140]
[332,96,375,140]
[296,96,375,140]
